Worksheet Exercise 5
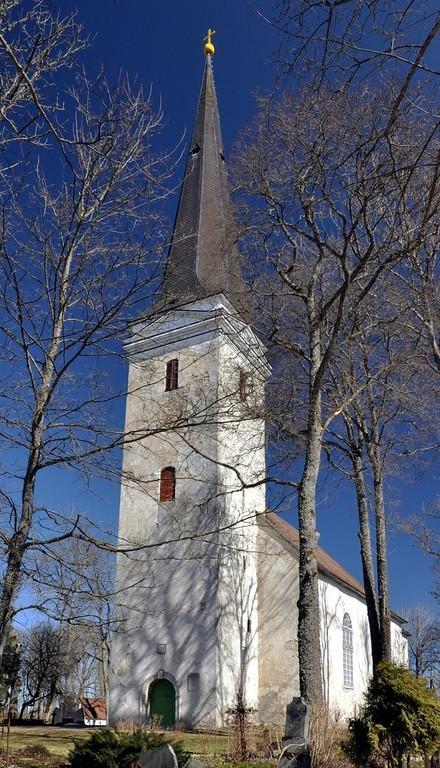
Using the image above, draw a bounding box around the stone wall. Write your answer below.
[257,523,300,725]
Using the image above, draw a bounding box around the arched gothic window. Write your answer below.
[343,612,354,688]
[159,467,176,502]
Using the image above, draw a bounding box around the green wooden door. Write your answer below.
[149,679,176,728]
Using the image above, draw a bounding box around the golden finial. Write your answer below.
[204,28,215,56]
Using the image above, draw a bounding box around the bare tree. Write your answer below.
[259,0,440,382]
[405,605,440,685]
[258,0,440,93]
[26,538,116,712]
[323,277,439,668]
[18,619,104,721]
[397,248,440,377]
[234,79,440,699]
[18,606,110,721]
[0,0,177,662]
[402,501,440,603]
[0,628,20,717]
[18,622,66,720]
[0,0,87,167]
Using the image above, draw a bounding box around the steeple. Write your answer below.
[162,44,246,313]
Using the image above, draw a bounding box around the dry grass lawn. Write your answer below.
[0,726,92,759]
[0,725,230,761]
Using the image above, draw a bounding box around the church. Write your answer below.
[109,35,408,729]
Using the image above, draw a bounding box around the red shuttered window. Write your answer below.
[165,359,178,391]
[159,467,176,502]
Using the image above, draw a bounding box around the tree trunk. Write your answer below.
[370,446,392,662]
[365,377,392,663]
[43,684,58,723]
[0,247,74,661]
[18,697,27,721]
[350,442,382,668]
[0,462,38,660]
[102,638,110,721]
[297,384,323,702]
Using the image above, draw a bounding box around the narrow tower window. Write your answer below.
[343,612,354,688]
[239,370,253,401]
[165,359,178,391]
[159,467,176,502]
[187,673,200,692]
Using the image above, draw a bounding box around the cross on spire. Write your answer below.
[204,28,215,55]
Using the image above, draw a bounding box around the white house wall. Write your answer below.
[391,621,409,666]
[319,578,408,717]
[319,577,373,716]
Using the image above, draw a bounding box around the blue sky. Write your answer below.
[75,0,278,150]
[33,0,439,615]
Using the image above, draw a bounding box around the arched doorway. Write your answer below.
[148,679,176,728]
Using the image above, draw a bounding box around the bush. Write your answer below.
[343,662,440,768]
[68,728,190,768]
[309,701,350,768]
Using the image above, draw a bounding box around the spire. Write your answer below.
[162,44,246,313]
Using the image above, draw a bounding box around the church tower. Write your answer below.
[110,36,269,728]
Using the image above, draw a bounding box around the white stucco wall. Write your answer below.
[110,296,268,727]
[258,524,409,723]
[110,338,222,726]
[319,577,373,715]
[214,338,266,718]
[391,621,409,665]
[320,577,408,716]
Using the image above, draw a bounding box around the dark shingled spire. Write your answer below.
[162,55,246,313]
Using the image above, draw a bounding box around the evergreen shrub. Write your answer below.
[343,662,440,768]
[68,727,190,768]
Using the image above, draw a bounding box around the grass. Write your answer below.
[0,726,276,767]
[0,726,92,759]
[167,730,230,755]
[0,726,231,761]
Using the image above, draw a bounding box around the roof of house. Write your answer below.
[78,697,107,721]
[161,54,247,314]
[261,512,406,624]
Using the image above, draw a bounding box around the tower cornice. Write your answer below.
[126,294,270,378]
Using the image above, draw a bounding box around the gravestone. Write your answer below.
[133,744,178,768]
[186,760,208,768]
[278,697,310,768]
[285,697,309,743]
